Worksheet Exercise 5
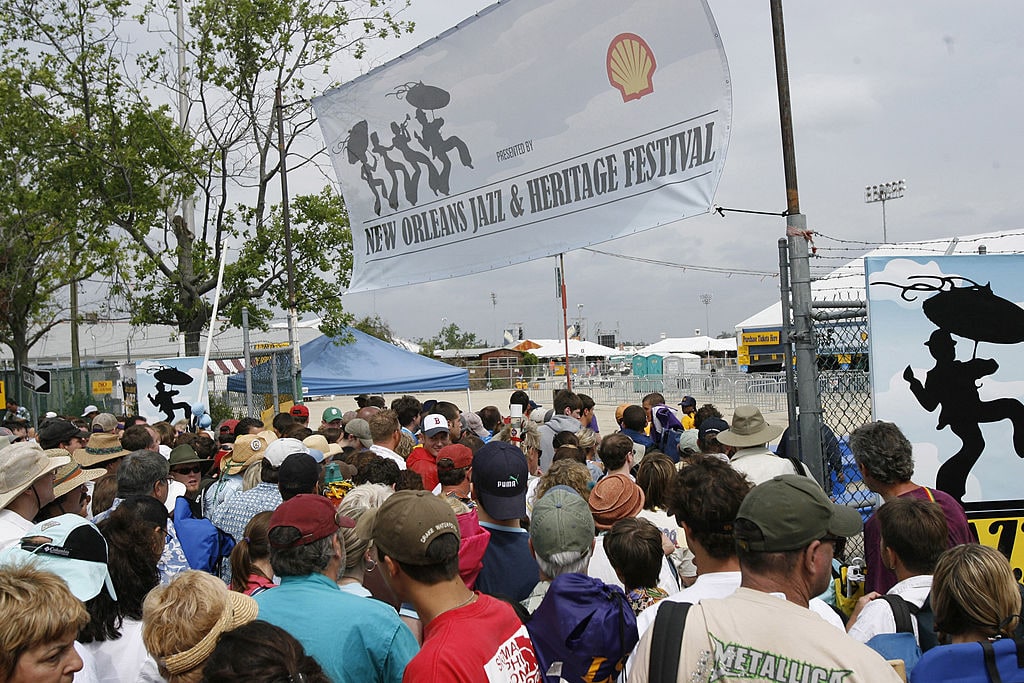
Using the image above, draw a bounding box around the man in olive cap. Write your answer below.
[629,475,901,683]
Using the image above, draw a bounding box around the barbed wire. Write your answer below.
[583,247,778,278]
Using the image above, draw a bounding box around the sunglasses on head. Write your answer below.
[171,465,203,475]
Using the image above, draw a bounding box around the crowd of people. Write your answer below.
[0,389,1015,682]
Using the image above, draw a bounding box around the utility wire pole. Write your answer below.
[275,87,302,402]
[771,0,825,485]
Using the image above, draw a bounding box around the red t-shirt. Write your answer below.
[403,593,540,683]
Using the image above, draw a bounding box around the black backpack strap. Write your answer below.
[982,640,1004,683]
[783,455,807,477]
[877,594,915,634]
[649,601,692,683]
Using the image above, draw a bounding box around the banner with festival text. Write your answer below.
[313,0,732,292]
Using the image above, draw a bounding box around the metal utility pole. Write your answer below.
[557,254,572,391]
[864,179,906,243]
[70,278,80,368]
[771,0,825,485]
[699,293,712,367]
[275,86,302,402]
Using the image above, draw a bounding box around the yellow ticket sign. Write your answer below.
[737,344,750,365]
[741,331,780,346]
[0,380,5,407]
[969,514,1024,581]
[92,380,113,395]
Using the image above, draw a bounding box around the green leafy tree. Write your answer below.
[417,323,484,356]
[353,314,396,344]
[120,0,413,354]
[0,0,197,372]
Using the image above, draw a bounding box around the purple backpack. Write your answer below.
[526,573,638,682]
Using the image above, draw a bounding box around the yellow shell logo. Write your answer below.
[607,33,657,102]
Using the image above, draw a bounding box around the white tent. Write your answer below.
[514,339,618,358]
[638,336,737,355]
[736,230,1023,330]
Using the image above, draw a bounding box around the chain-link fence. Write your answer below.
[812,310,876,561]
[0,367,122,424]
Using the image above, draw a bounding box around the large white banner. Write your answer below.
[314,0,732,292]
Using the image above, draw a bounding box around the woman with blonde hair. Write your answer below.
[931,543,1021,643]
[0,565,89,683]
[575,427,604,482]
[534,459,592,502]
[142,570,258,683]
[336,483,393,598]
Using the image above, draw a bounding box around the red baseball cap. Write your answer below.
[268,494,355,549]
[289,405,310,419]
[437,443,473,469]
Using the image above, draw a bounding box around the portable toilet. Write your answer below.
[645,354,664,393]
[663,355,683,378]
[632,355,649,393]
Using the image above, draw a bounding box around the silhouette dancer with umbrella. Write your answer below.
[889,276,1024,501]
[146,367,194,424]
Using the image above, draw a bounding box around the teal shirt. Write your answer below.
[255,573,417,683]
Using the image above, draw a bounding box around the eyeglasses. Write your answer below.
[171,465,203,475]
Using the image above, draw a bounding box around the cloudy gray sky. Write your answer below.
[329,1,1024,347]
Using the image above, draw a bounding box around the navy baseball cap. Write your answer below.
[471,441,528,520]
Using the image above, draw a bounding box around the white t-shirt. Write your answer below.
[637,507,697,579]
[587,534,680,596]
[369,444,407,470]
[848,574,932,644]
[627,572,845,680]
[628,571,742,680]
[81,618,162,683]
[635,571,742,640]
[0,509,33,551]
[75,642,101,683]
[629,587,902,683]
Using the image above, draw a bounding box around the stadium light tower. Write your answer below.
[864,179,906,243]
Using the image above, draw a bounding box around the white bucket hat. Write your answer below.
[0,443,70,510]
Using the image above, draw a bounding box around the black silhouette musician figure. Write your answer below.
[904,329,1024,501]
[148,381,192,424]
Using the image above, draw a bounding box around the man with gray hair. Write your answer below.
[523,485,596,612]
[254,494,417,683]
[95,449,191,581]
[850,420,974,596]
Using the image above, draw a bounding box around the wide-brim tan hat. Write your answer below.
[303,434,343,457]
[717,405,785,448]
[73,432,131,468]
[0,443,71,510]
[159,591,258,675]
[224,431,278,475]
[50,454,106,498]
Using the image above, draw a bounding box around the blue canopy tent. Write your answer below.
[226,329,468,395]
